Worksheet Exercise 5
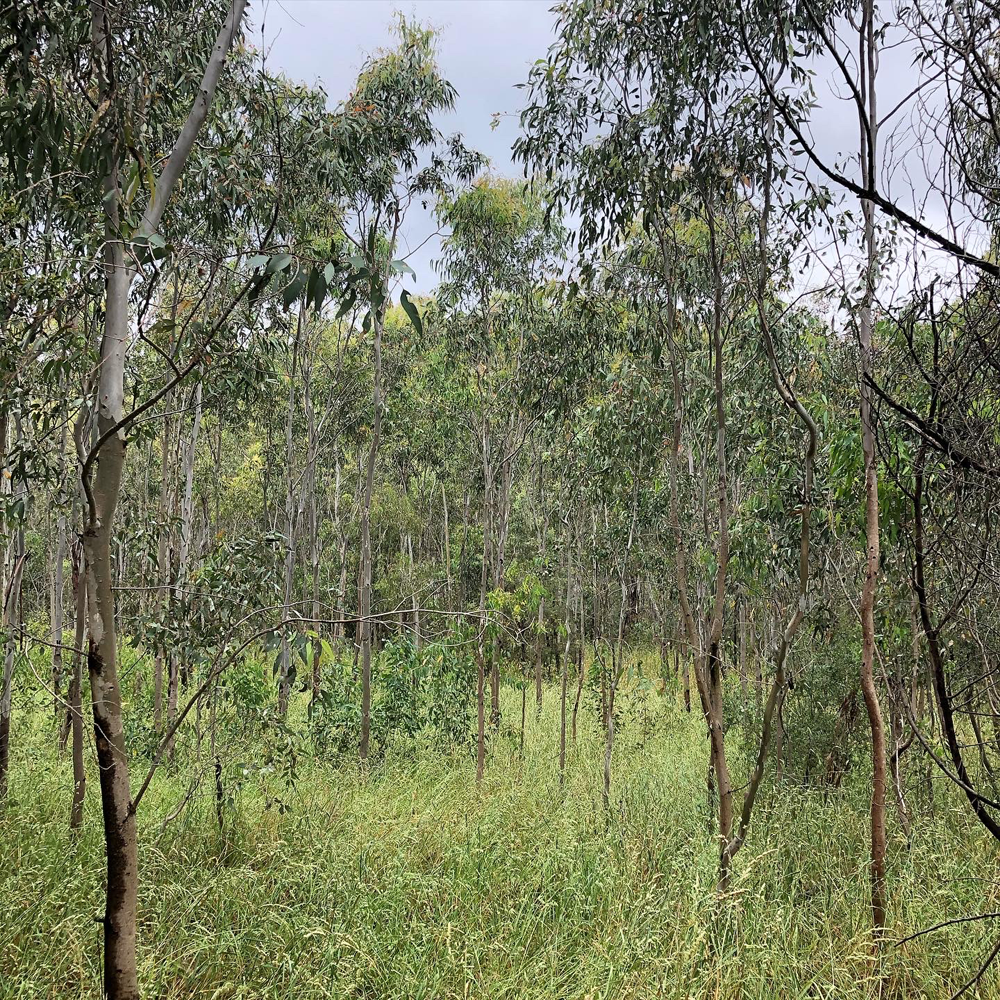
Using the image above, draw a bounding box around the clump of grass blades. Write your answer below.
[2,666,999,999]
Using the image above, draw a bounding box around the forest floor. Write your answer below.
[2,667,999,999]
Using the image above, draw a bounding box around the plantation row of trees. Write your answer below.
[4,1,1000,997]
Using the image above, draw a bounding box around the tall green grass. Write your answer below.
[2,667,999,999]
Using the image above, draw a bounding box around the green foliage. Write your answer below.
[309,639,477,760]
[6,5,1000,998]
[4,676,998,999]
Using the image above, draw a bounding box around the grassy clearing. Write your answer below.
[3,668,999,999]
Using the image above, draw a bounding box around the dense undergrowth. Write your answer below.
[2,657,999,1000]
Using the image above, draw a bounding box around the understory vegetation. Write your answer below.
[4,665,999,1000]
[6,0,1000,997]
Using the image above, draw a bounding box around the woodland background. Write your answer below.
[4,1,1000,998]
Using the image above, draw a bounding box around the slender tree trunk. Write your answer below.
[458,488,470,609]
[152,380,176,732]
[571,655,585,742]
[754,623,763,700]
[659,257,700,729]
[572,547,585,741]
[559,545,572,784]
[0,419,25,802]
[359,302,385,762]
[82,5,245,992]
[489,439,516,729]
[702,202,737,883]
[305,345,322,706]
[166,375,202,750]
[858,248,888,929]
[603,666,622,816]
[211,682,224,837]
[279,325,300,718]
[337,532,348,641]
[774,705,785,780]
[599,650,607,729]
[81,166,140,996]
[476,427,492,774]
[519,684,526,756]
[604,476,639,812]
[659,607,669,679]
[535,600,544,714]
[331,458,346,641]
[857,0,888,932]
[490,651,501,729]
[535,457,547,714]
[738,599,747,696]
[408,533,420,651]
[476,647,485,784]
[51,422,67,724]
[69,540,87,831]
[441,482,452,611]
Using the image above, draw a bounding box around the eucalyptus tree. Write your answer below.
[2,2,253,993]
[328,17,482,761]
[435,177,564,765]
[517,11,747,874]
[0,2,99,793]
[789,0,1000,867]
[89,5,252,991]
[854,0,889,928]
[732,0,1000,923]
[263,99,347,718]
[577,344,666,809]
[515,0,896,925]
[874,283,1000,844]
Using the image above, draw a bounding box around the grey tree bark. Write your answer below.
[51,420,68,724]
[856,0,888,933]
[1,415,25,802]
[81,5,246,994]
[69,539,87,831]
[278,316,302,718]
[359,302,385,762]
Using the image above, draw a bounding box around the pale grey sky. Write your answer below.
[258,0,559,291]
[255,2,963,308]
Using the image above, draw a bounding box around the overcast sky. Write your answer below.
[256,2,957,306]
[258,0,559,292]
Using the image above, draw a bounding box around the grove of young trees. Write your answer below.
[4,1,1000,998]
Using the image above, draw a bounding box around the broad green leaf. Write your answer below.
[400,289,423,336]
